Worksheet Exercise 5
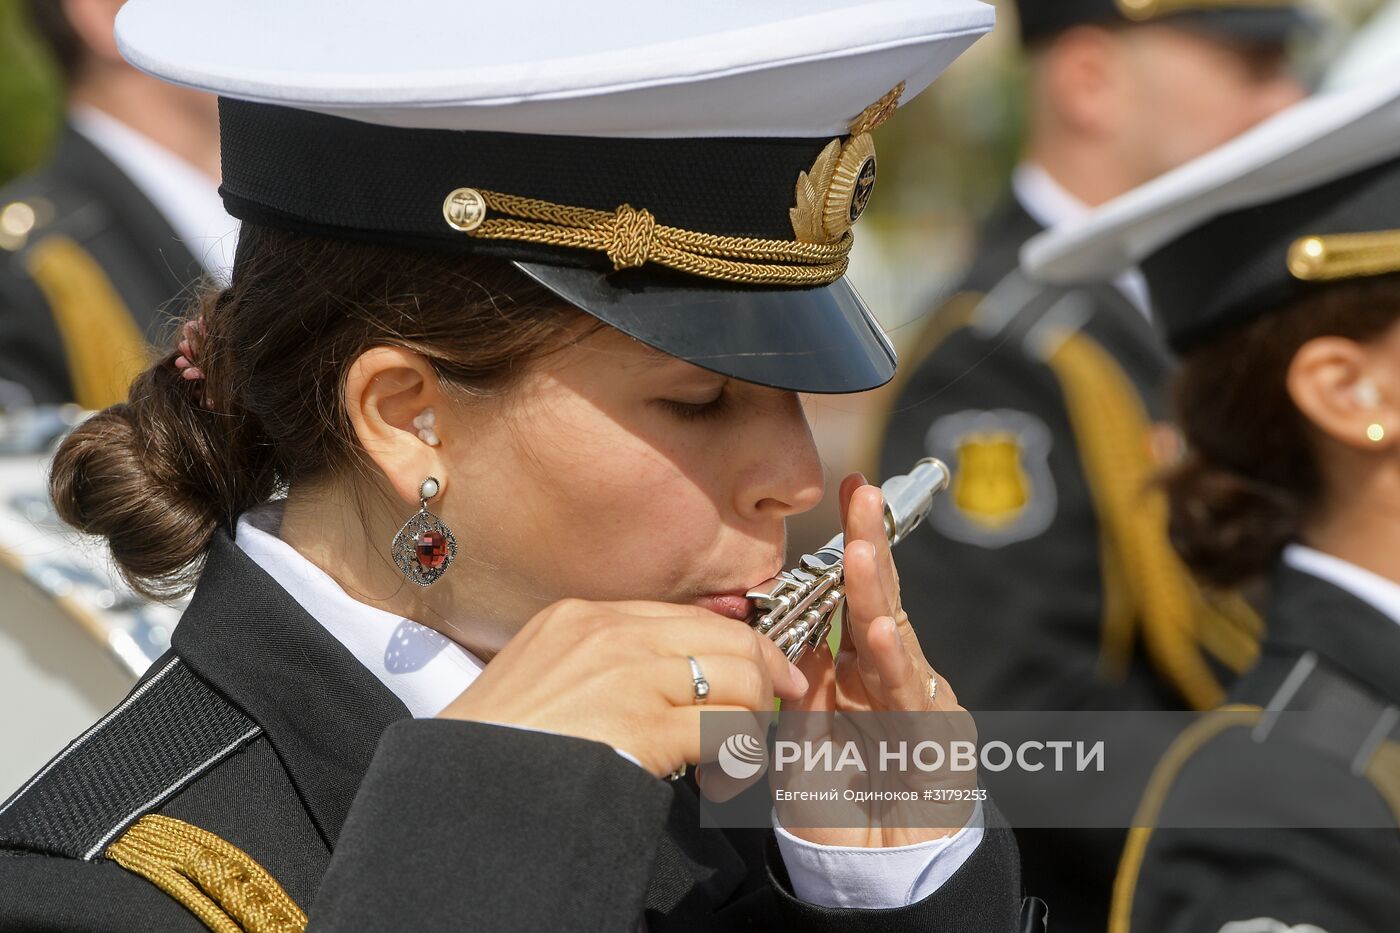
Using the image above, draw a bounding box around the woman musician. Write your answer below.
[0,0,1032,930]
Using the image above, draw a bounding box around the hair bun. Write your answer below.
[50,366,226,600]
[1164,452,1300,590]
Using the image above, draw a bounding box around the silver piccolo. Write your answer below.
[745,458,951,664]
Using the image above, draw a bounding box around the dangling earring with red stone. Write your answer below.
[391,476,457,586]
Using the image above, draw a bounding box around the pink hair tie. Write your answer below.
[174,319,206,382]
[174,319,214,408]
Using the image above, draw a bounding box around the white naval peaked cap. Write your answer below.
[114,0,995,137]
[111,0,997,396]
[1020,69,1400,285]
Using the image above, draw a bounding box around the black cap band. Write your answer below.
[217,98,833,273]
[1015,0,1309,44]
[1143,156,1400,354]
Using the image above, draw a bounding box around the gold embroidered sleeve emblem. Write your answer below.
[925,409,1057,549]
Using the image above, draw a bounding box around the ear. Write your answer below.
[1042,26,1120,137]
[344,346,451,507]
[1287,336,1400,452]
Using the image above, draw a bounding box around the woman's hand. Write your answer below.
[436,598,807,779]
[779,472,977,848]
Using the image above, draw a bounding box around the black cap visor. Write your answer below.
[514,263,896,394]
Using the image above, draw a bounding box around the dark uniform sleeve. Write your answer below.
[309,720,675,931]
[0,245,72,406]
[315,720,1025,932]
[0,851,210,932]
[1122,725,1400,933]
[0,719,1024,931]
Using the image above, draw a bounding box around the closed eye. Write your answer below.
[657,390,730,422]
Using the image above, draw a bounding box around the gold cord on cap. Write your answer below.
[439,85,910,287]
[443,187,851,286]
[1287,230,1400,282]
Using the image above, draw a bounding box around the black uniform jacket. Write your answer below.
[1118,563,1400,933]
[0,122,201,407]
[0,531,1025,931]
[879,196,1181,714]
[879,195,1215,933]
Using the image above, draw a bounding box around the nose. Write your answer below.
[735,390,824,522]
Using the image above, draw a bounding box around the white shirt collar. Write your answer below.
[1012,162,1152,320]
[234,503,485,718]
[1283,543,1400,628]
[68,104,239,285]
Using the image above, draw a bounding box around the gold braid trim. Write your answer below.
[1365,740,1400,832]
[456,189,852,286]
[106,814,307,933]
[1109,704,1263,933]
[25,234,150,409]
[1046,332,1260,710]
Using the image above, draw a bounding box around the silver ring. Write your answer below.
[927,675,939,703]
[687,655,710,705]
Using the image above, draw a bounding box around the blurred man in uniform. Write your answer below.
[877,2,1313,929]
[0,0,236,410]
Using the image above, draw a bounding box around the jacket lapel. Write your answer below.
[1267,563,1400,706]
[173,531,411,847]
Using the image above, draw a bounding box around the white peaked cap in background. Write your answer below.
[1020,69,1400,284]
[114,0,995,137]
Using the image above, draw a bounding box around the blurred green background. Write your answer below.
[0,0,62,184]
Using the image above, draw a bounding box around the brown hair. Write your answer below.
[50,223,581,599]
[1164,276,1400,589]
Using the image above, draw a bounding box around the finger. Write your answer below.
[846,485,899,612]
[866,616,927,711]
[663,704,767,767]
[656,654,788,711]
[789,640,837,715]
[687,709,769,802]
[841,540,887,687]
[596,599,747,621]
[640,614,809,701]
[837,472,867,538]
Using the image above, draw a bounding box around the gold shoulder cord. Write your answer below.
[1045,331,1261,711]
[106,814,306,933]
[25,234,150,409]
[1112,712,1400,931]
[1108,704,1264,933]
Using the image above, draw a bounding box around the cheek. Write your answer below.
[1149,58,1264,163]
[483,397,729,601]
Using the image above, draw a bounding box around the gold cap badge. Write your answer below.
[790,83,903,245]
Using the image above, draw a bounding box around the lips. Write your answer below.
[693,593,755,621]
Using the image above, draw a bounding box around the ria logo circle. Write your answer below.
[717,733,767,780]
